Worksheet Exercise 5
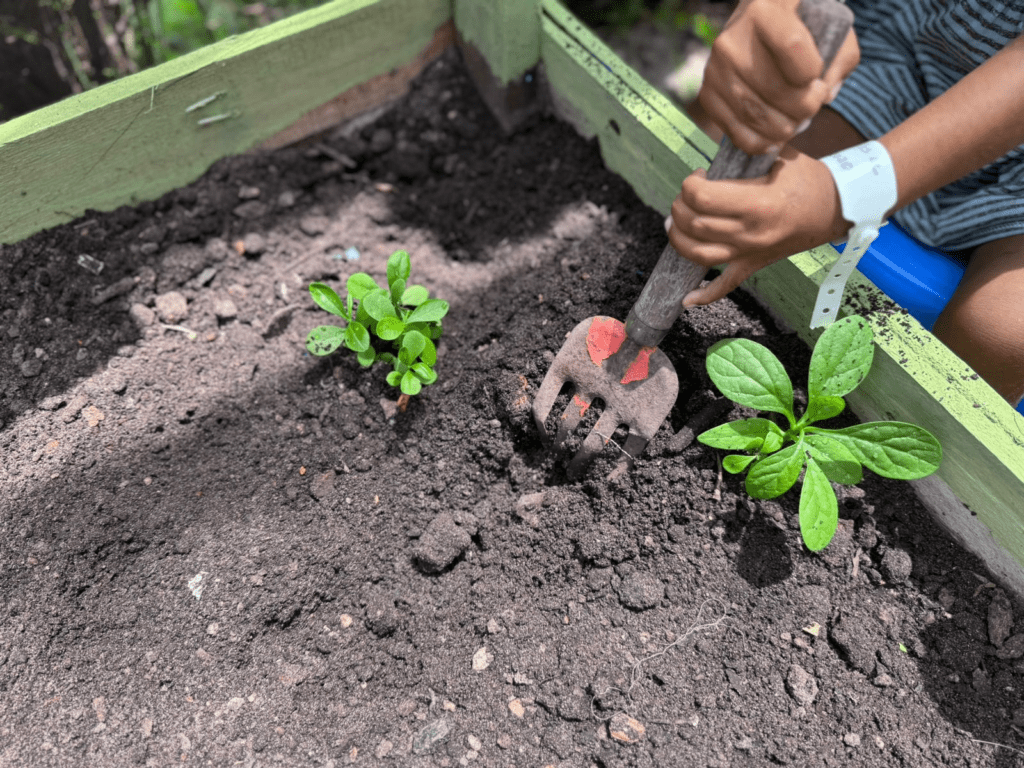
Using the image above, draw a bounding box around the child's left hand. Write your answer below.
[667,146,848,307]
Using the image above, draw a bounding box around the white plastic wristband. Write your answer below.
[811,140,898,328]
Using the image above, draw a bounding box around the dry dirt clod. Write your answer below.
[988,589,1014,647]
[413,512,472,574]
[616,572,664,611]
[154,291,188,323]
[879,547,913,583]
[785,664,818,706]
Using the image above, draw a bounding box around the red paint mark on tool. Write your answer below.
[573,394,591,418]
[620,346,656,384]
[586,317,626,365]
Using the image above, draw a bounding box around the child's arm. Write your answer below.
[700,0,859,155]
[670,34,1024,308]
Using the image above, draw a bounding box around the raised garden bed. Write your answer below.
[2,1,1024,765]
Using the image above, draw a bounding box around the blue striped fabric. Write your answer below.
[829,0,1024,250]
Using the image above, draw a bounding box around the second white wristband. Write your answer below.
[811,140,898,328]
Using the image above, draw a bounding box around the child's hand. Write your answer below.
[667,146,848,307]
[699,0,859,155]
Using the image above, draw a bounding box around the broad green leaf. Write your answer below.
[809,315,874,399]
[406,298,449,325]
[803,433,862,484]
[745,441,805,499]
[401,285,430,306]
[309,283,347,318]
[347,272,380,300]
[346,294,354,320]
[400,370,422,396]
[421,337,437,366]
[356,346,376,367]
[763,429,784,453]
[804,394,846,425]
[401,330,427,362]
[386,370,403,387]
[306,325,345,356]
[799,457,839,551]
[378,352,396,365]
[697,418,783,452]
[362,290,397,321]
[426,325,443,340]
[411,363,437,384]
[723,454,756,474]
[387,250,411,285]
[820,422,942,479]
[355,300,371,326]
[345,322,370,353]
[376,317,405,341]
[706,338,795,421]
[390,277,406,306]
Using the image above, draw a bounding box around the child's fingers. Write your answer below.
[667,220,736,267]
[823,29,860,102]
[682,262,753,308]
[751,0,825,87]
[699,72,788,154]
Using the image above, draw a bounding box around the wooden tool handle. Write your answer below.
[623,0,854,348]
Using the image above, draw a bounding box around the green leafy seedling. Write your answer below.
[305,250,449,397]
[697,315,942,552]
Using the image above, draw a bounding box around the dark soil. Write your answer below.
[2,50,1023,768]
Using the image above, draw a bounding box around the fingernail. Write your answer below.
[664,215,672,233]
[796,118,811,135]
[682,292,697,308]
[829,81,843,102]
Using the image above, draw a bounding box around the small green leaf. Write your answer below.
[799,457,839,551]
[401,330,427,362]
[809,315,874,399]
[706,338,795,422]
[899,643,908,653]
[411,362,437,384]
[306,325,345,356]
[390,277,406,306]
[804,433,863,484]
[697,418,783,452]
[421,336,437,366]
[387,250,411,285]
[355,300,371,326]
[378,352,396,365]
[400,370,422,396]
[406,299,449,325]
[745,440,805,499]
[804,394,846,425]
[346,294,354,320]
[723,454,757,474]
[821,422,942,479]
[344,322,370,353]
[362,290,397,321]
[309,283,347,318]
[347,273,380,300]
[401,285,430,306]
[762,429,784,453]
[356,346,376,368]
[376,317,405,341]
[386,370,403,387]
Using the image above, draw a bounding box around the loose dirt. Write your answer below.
[1,50,1022,767]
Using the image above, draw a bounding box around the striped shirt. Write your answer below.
[830,0,1024,250]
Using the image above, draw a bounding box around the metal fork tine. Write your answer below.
[554,391,592,448]
[566,409,621,479]
[532,370,566,439]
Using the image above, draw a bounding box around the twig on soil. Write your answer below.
[954,727,1024,758]
[851,547,862,581]
[593,432,629,458]
[712,455,723,502]
[161,323,197,340]
[591,597,730,721]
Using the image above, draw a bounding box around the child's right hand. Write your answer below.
[698,0,859,155]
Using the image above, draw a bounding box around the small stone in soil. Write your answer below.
[299,215,329,236]
[785,664,818,706]
[155,292,188,323]
[879,548,913,583]
[412,719,449,754]
[988,589,1014,647]
[616,572,664,611]
[413,512,472,574]
[213,297,238,321]
[242,233,267,255]
[608,713,645,744]
[129,303,156,327]
[844,733,861,747]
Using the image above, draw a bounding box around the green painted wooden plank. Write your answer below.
[0,0,450,245]
[454,0,540,84]
[540,4,713,217]
[541,0,1024,589]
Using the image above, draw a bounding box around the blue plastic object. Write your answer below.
[835,222,1024,416]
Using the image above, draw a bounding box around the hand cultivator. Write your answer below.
[533,0,854,478]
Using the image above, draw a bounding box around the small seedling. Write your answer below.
[697,315,942,551]
[306,249,449,397]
